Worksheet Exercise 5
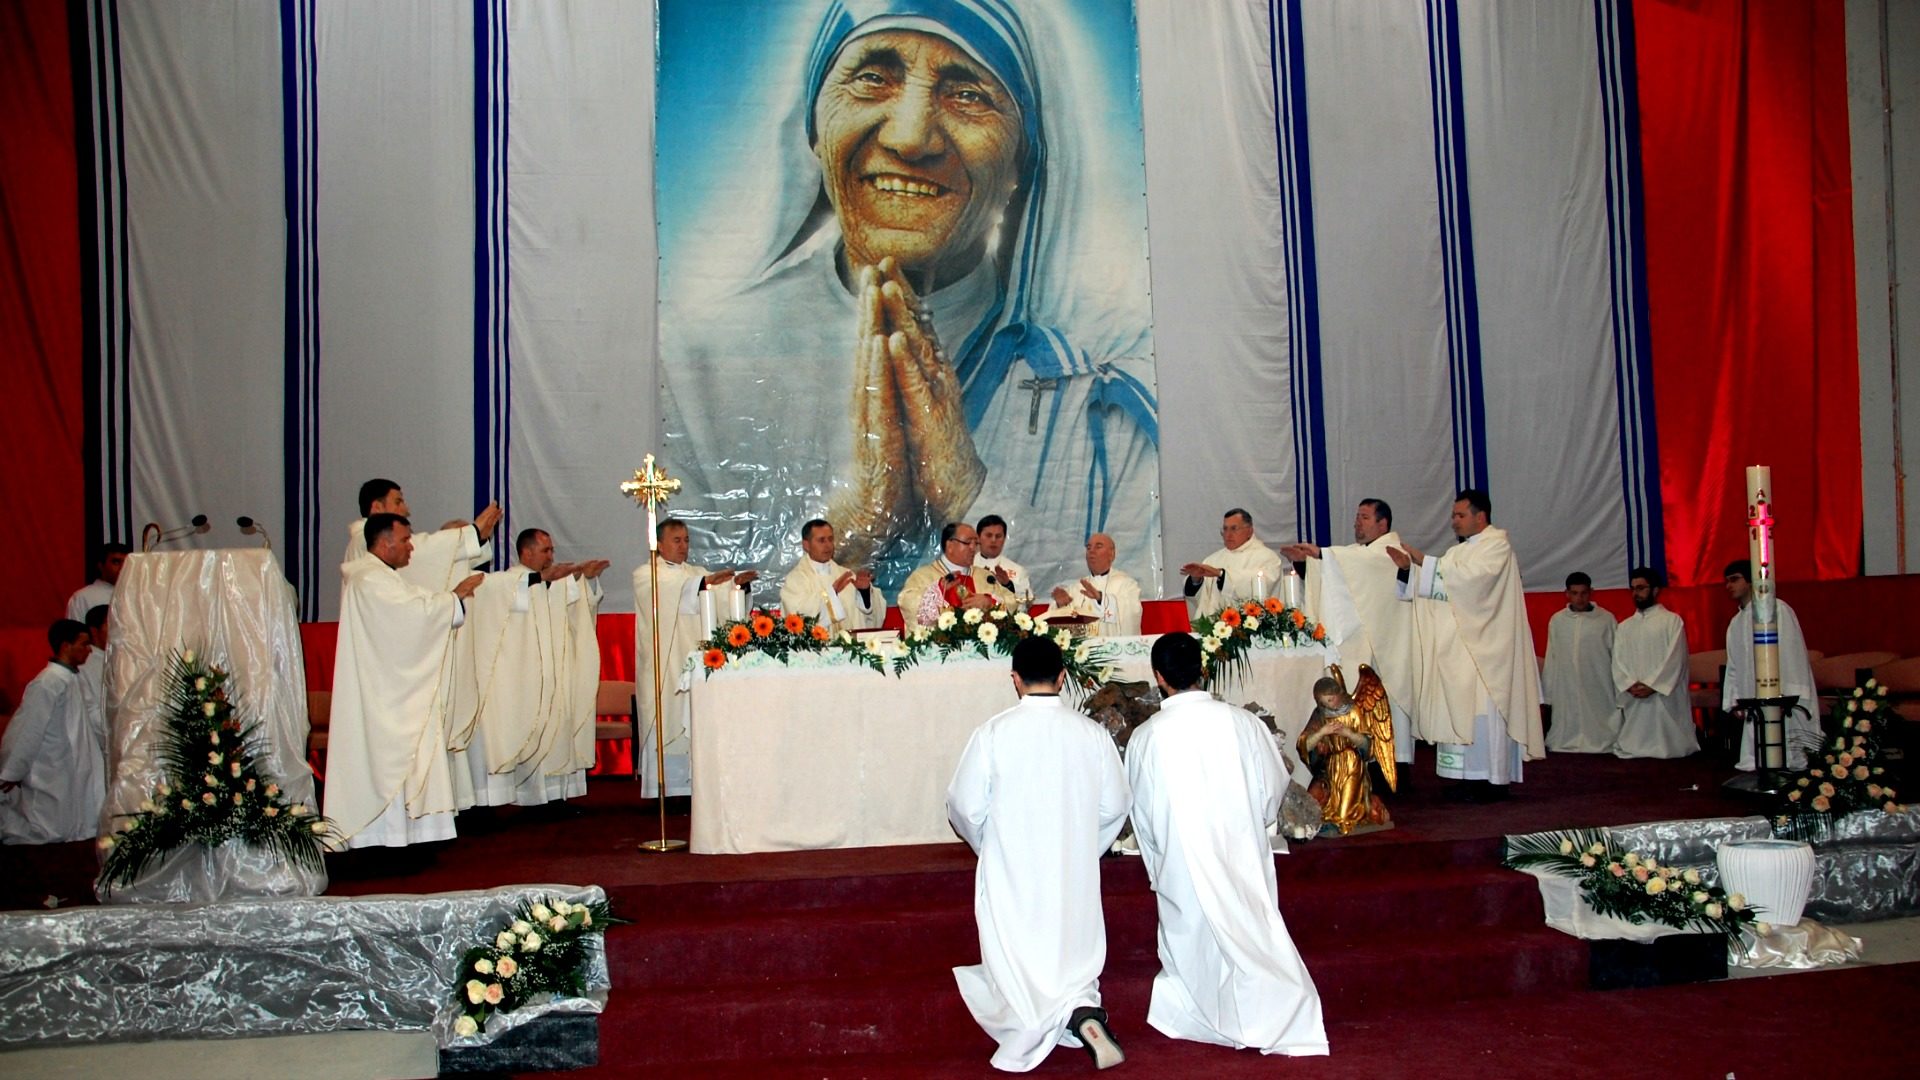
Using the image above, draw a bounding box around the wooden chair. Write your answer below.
[306,690,331,780]
[593,679,640,779]
[1688,649,1729,747]
[1812,651,1900,690]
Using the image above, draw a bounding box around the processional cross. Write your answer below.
[620,452,687,852]
[620,453,682,554]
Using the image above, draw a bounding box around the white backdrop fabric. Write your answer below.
[91,0,1661,620]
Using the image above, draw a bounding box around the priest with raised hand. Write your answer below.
[636,518,757,796]
[1611,567,1696,759]
[901,522,1016,627]
[1721,559,1819,769]
[1543,572,1620,753]
[1283,498,1418,770]
[947,636,1132,1072]
[778,519,884,633]
[1126,633,1327,1057]
[975,514,1031,604]
[1388,489,1543,799]
[343,478,499,593]
[452,528,610,808]
[1181,508,1284,619]
[1039,534,1141,637]
[326,513,484,848]
[0,620,103,845]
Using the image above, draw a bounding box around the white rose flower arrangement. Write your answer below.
[451,894,619,1037]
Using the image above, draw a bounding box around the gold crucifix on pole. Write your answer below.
[621,453,688,853]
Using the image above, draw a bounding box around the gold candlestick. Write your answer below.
[621,454,688,853]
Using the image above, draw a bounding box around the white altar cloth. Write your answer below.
[686,636,1334,854]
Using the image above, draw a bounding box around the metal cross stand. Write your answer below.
[621,453,688,853]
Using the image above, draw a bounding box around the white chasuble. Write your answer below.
[1184,539,1284,619]
[1612,605,1696,759]
[1039,569,1142,637]
[1542,607,1620,754]
[779,558,883,630]
[324,553,464,847]
[1126,691,1327,1056]
[1722,599,1820,770]
[902,559,1018,627]
[634,558,709,797]
[344,518,492,593]
[947,694,1130,1071]
[0,662,103,844]
[1303,531,1417,762]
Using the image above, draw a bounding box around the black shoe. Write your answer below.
[1068,1006,1124,1070]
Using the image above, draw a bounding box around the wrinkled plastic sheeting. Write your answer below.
[1731,917,1864,969]
[1805,841,1920,923]
[99,549,316,903]
[94,837,327,905]
[0,884,607,1050]
[1603,816,1771,871]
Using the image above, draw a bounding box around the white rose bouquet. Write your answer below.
[452,894,620,1036]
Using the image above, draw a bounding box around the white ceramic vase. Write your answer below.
[1716,838,1816,926]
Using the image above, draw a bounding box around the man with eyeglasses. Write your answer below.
[902,522,1018,627]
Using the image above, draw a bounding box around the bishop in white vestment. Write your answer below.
[948,637,1131,1071]
[1391,492,1544,788]
[778,520,885,631]
[325,515,483,848]
[636,519,757,796]
[1612,571,1695,759]
[1721,560,1820,769]
[1126,634,1327,1057]
[1039,534,1141,637]
[0,623,103,845]
[1542,573,1620,753]
[1181,509,1284,619]
[1288,499,1418,765]
[902,523,1017,627]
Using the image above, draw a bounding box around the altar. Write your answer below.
[685,636,1335,854]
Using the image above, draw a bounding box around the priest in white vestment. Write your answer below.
[1285,498,1417,766]
[1126,634,1327,1057]
[452,528,608,808]
[778,519,885,632]
[343,478,498,593]
[1721,559,1820,769]
[66,543,126,622]
[1611,568,1696,759]
[975,514,1032,604]
[1181,508,1284,619]
[901,522,1017,627]
[1542,572,1620,753]
[635,518,758,796]
[1039,534,1141,637]
[0,621,104,844]
[325,514,484,848]
[948,636,1131,1071]
[1389,490,1544,793]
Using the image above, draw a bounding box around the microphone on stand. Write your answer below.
[141,514,210,552]
[237,516,272,550]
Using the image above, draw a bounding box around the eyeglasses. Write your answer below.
[949,538,979,546]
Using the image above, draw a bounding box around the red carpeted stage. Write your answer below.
[6,745,1915,1076]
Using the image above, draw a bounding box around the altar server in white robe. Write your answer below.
[77,605,111,761]
[778,519,885,631]
[343,478,498,592]
[975,514,1032,604]
[1611,568,1696,759]
[452,528,609,807]
[1388,490,1544,794]
[326,514,484,848]
[0,621,103,844]
[635,518,758,796]
[1181,508,1285,619]
[1039,533,1141,637]
[66,542,127,622]
[1285,498,1418,767]
[1543,572,1621,753]
[1721,559,1820,769]
[1126,633,1327,1057]
[948,636,1131,1072]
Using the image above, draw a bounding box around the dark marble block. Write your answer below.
[440,1014,600,1074]
[1588,933,1728,990]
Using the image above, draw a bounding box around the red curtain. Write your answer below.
[1634,0,1861,587]
[0,2,83,625]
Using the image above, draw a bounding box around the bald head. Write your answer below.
[1085,533,1116,575]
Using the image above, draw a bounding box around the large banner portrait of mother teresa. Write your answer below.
[657,0,1161,598]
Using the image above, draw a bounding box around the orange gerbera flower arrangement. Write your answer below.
[783,613,806,634]
[752,614,776,638]
[1218,607,1242,628]
[810,624,830,642]
[1311,623,1327,641]
[1291,609,1307,629]
[727,624,752,647]
[703,648,727,670]
[1263,596,1285,615]
[1241,601,1264,619]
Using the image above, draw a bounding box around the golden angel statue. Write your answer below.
[1297,663,1396,836]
